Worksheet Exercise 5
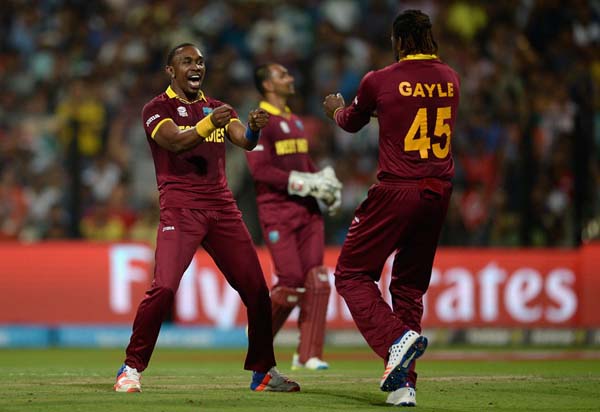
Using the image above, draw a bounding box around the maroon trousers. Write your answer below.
[334,178,451,387]
[262,208,324,288]
[125,207,275,373]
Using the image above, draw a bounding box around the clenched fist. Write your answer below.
[248,108,269,131]
[323,93,345,119]
[210,104,234,128]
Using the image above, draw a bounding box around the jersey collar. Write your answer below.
[165,86,207,103]
[259,100,291,116]
[399,53,438,61]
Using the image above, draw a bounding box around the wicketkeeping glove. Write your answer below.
[317,166,343,215]
[288,167,343,215]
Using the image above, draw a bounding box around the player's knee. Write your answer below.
[271,285,304,307]
[305,266,331,294]
[146,285,176,306]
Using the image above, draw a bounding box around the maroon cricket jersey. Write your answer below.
[245,101,319,214]
[335,54,460,181]
[142,86,240,209]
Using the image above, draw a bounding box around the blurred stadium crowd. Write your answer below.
[0,0,598,247]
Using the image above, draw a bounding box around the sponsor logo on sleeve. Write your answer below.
[203,107,213,116]
[146,114,160,127]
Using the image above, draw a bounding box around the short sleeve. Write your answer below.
[142,99,173,139]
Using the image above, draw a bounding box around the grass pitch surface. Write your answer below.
[0,347,598,411]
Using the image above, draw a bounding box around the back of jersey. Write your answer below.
[370,57,460,181]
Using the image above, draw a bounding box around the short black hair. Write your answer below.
[254,63,274,96]
[392,10,438,55]
[166,43,196,66]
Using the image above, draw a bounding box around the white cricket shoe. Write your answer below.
[114,364,142,392]
[386,384,416,406]
[380,330,428,392]
[291,353,329,370]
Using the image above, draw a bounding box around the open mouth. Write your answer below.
[187,74,202,88]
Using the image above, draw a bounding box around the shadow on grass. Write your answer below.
[304,388,388,408]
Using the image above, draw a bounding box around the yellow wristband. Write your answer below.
[195,114,217,138]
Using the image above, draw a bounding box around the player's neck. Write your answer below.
[266,95,290,118]
[170,83,202,102]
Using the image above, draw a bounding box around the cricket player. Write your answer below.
[323,10,460,406]
[114,43,299,393]
[246,63,342,371]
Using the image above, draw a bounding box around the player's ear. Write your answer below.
[166,65,175,79]
[262,79,273,93]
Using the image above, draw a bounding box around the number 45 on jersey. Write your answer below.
[404,106,451,159]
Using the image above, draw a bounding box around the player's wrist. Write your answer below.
[195,114,217,138]
[333,106,343,120]
[245,124,260,143]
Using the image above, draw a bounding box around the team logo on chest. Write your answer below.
[279,121,290,134]
[295,119,303,130]
[203,107,213,116]
[177,106,188,117]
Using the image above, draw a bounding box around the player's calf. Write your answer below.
[270,286,304,336]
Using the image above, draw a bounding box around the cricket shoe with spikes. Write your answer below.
[114,364,142,393]
[250,367,300,392]
[380,330,427,392]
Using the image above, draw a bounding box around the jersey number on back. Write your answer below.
[404,106,451,159]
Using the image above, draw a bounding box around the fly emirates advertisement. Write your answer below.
[1,243,599,328]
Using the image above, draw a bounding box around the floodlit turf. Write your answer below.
[1,347,599,411]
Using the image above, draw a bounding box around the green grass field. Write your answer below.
[1,347,599,411]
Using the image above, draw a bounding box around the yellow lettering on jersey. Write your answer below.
[399,81,412,96]
[178,125,224,143]
[275,138,308,155]
[296,138,308,153]
[275,139,295,155]
[437,83,447,97]
[205,128,225,143]
[398,81,455,98]
[424,83,436,97]
[413,83,425,97]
